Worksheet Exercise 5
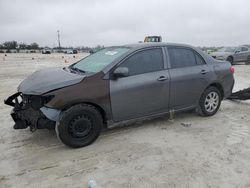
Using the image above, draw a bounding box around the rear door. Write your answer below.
[239,47,249,62]
[166,46,212,110]
[110,48,170,122]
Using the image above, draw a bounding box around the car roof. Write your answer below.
[108,42,194,49]
[242,45,250,48]
[101,42,214,74]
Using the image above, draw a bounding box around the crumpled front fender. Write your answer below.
[40,107,61,121]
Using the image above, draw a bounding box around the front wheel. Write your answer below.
[56,104,103,148]
[197,86,222,116]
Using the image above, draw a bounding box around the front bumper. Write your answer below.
[4,92,56,131]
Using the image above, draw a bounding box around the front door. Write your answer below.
[110,48,170,122]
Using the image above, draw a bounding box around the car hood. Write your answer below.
[211,51,232,56]
[18,67,86,95]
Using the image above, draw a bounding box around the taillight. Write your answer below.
[230,66,235,74]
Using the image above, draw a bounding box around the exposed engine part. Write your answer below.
[13,119,28,129]
[37,118,55,130]
[5,92,56,131]
[5,93,54,109]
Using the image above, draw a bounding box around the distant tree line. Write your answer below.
[0,41,39,50]
[0,40,103,52]
[198,46,223,52]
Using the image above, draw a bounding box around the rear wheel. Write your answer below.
[56,104,103,148]
[226,56,233,65]
[197,86,222,116]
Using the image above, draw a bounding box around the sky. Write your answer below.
[0,0,250,47]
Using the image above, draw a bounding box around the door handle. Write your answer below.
[200,70,209,74]
[157,76,168,81]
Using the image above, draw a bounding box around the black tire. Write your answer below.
[226,56,233,65]
[197,86,222,116]
[246,56,250,65]
[56,104,103,148]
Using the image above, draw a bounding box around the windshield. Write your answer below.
[72,47,130,73]
[218,47,236,52]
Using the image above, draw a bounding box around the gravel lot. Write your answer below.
[0,53,250,188]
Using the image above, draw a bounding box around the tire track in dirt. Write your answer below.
[224,106,250,145]
[227,123,250,145]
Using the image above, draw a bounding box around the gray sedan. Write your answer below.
[5,43,235,147]
[211,46,250,65]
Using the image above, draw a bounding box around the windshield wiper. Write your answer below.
[70,66,85,74]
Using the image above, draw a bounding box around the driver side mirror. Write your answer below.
[112,67,129,79]
[235,50,240,54]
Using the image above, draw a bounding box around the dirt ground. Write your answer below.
[0,53,250,188]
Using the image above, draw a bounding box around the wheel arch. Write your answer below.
[61,101,108,127]
[227,55,234,63]
[207,82,224,99]
[84,102,107,126]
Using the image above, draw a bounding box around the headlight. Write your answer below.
[23,95,54,110]
[42,95,55,104]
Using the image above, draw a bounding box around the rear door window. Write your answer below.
[241,47,248,52]
[168,47,196,68]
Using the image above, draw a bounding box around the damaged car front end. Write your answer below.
[4,66,85,132]
[4,92,59,131]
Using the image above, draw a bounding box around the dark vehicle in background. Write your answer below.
[211,46,250,65]
[73,49,78,54]
[89,48,101,54]
[5,43,235,148]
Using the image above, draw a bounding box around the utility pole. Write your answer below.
[57,30,61,51]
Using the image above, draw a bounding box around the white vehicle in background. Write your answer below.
[64,49,73,54]
[64,49,78,54]
[42,48,52,54]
